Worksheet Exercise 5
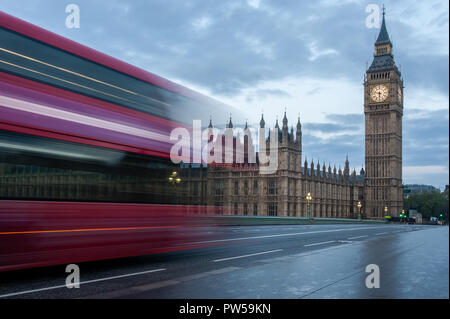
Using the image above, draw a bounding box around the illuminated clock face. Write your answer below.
[370,84,389,102]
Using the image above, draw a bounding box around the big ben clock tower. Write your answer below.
[364,8,403,218]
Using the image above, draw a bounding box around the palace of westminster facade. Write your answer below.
[0,13,403,219]
[181,11,404,219]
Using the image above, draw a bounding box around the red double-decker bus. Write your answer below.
[0,11,233,271]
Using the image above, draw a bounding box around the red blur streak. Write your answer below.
[0,71,190,158]
[0,12,228,109]
[0,225,184,235]
[0,201,217,272]
[0,120,171,159]
[0,72,183,129]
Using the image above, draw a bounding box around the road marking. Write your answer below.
[212,249,283,262]
[183,226,389,245]
[0,268,165,298]
[337,240,354,244]
[347,235,368,240]
[375,232,388,235]
[304,240,335,247]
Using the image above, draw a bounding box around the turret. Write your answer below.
[304,158,308,176]
[344,155,350,177]
[208,117,213,129]
[282,110,288,127]
[227,116,233,129]
[282,111,288,144]
[207,117,214,143]
[296,116,302,152]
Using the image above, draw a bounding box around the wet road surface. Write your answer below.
[0,223,448,298]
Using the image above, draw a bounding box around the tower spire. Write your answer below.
[208,115,213,128]
[282,109,288,127]
[260,113,265,128]
[227,114,233,128]
[368,6,398,73]
[376,5,391,45]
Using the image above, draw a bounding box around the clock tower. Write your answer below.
[364,8,403,218]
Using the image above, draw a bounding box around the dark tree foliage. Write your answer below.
[404,188,449,220]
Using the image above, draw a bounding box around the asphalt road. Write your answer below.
[0,223,448,299]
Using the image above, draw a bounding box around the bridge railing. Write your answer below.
[190,215,387,226]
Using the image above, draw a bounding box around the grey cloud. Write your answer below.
[2,0,447,98]
[306,87,321,95]
[403,108,449,166]
[303,122,360,133]
[325,113,364,125]
[0,0,447,186]
[246,88,291,102]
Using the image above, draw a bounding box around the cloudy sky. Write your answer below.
[1,0,448,189]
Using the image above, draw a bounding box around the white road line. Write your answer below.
[304,240,335,247]
[212,249,283,262]
[376,232,388,235]
[348,235,368,240]
[0,268,166,298]
[184,226,389,245]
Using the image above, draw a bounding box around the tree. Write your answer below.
[404,189,449,221]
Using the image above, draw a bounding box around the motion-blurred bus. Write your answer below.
[0,12,234,271]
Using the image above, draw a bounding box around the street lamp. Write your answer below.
[357,201,362,221]
[401,209,405,222]
[384,206,388,216]
[168,171,181,205]
[306,192,312,220]
[168,171,181,184]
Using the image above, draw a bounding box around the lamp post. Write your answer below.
[401,209,405,223]
[357,201,362,221]
[168,171,181,184]
[306,192,312,220]
[384,206,388,217]
[168,171,181,204]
